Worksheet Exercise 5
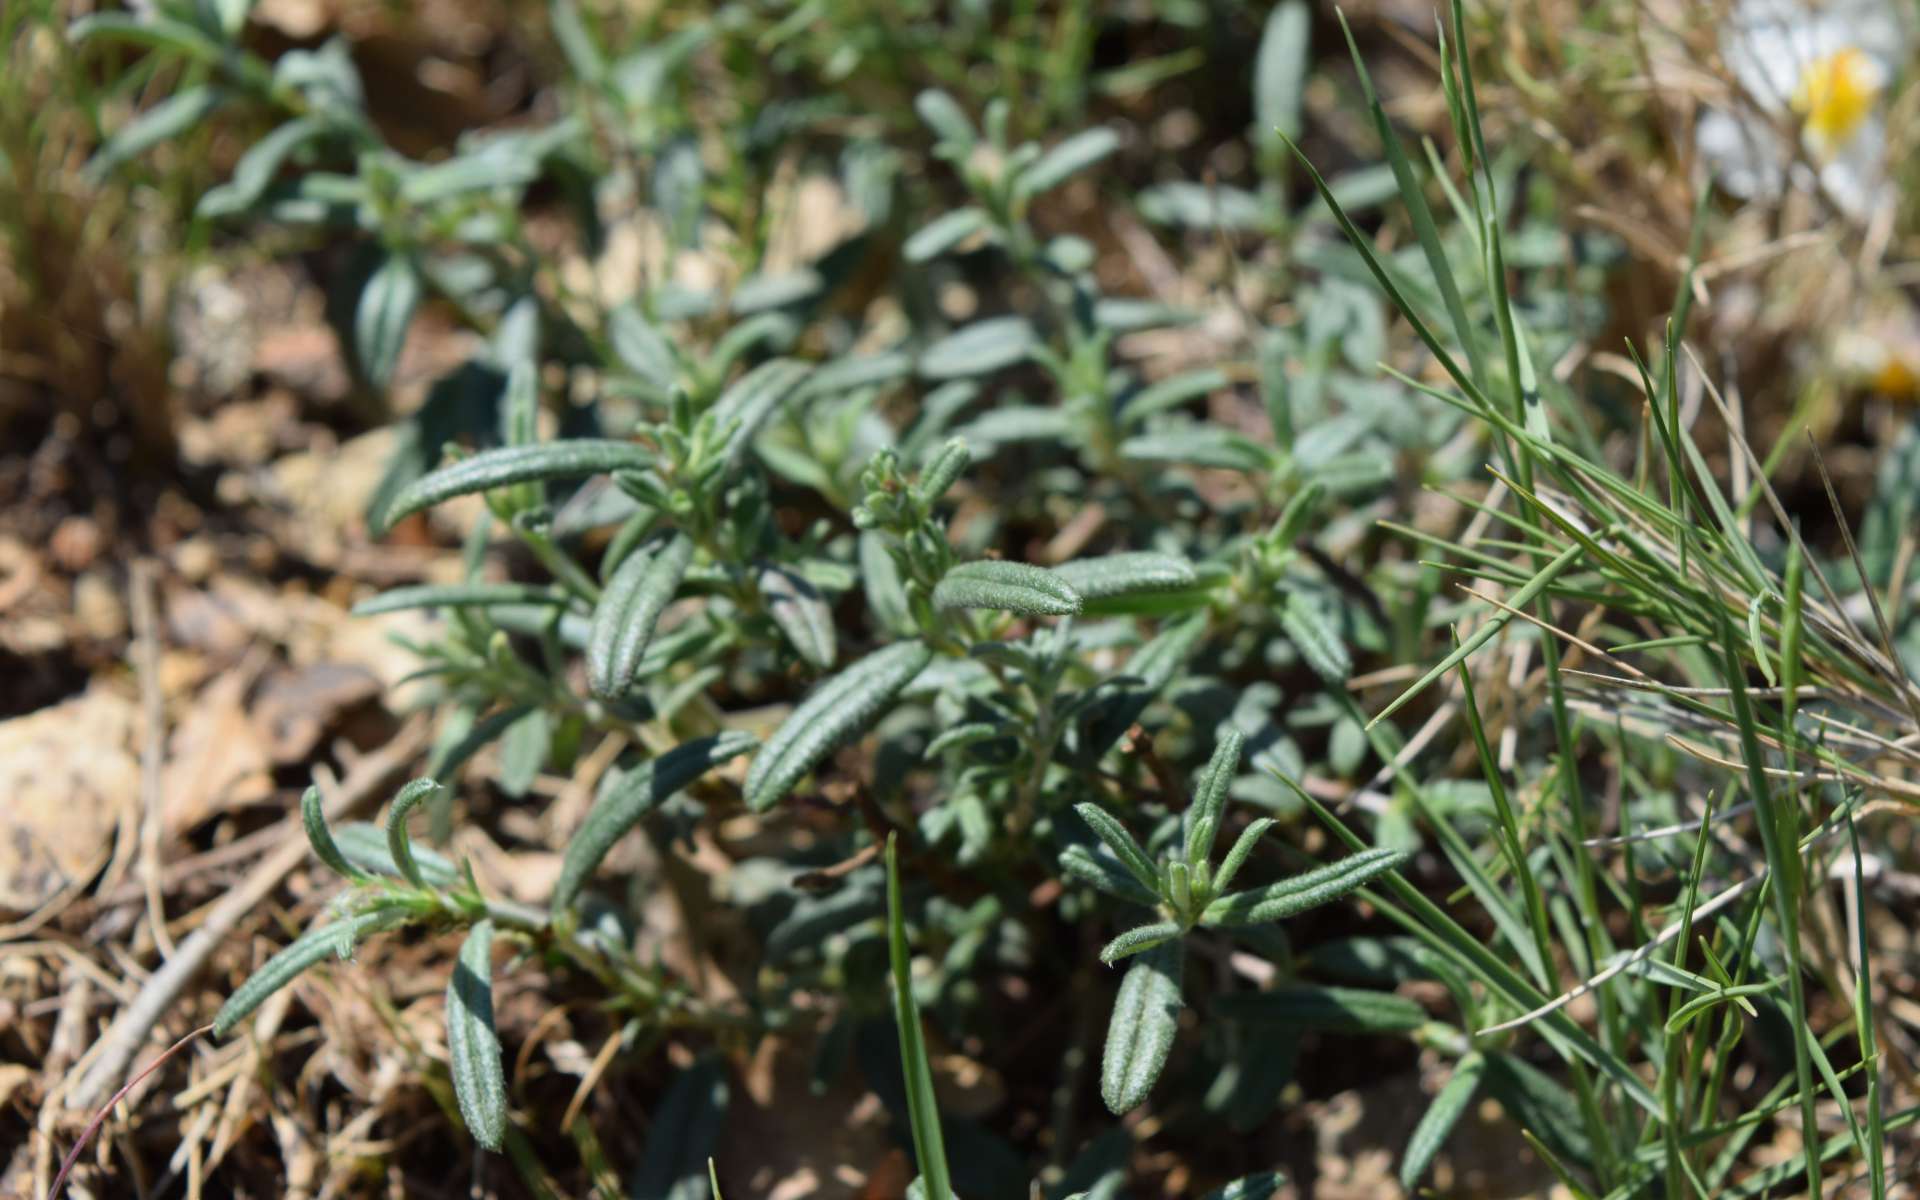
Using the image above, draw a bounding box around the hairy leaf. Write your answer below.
[631,1056,730,1200]
[352,582,575,616]
[932,560,1081,616]
[384,778,443,890]
[354,253,423,391]
[919,317,1037,380]
[1201,847,1407,926]
[378,440,655,532]
[1100,941,1184,1113]
[1017,127,1120,197]
[302,785,366,883]
[447,920,507,1150]
[1279,591,1351,684]
[712,359,812,472]
[214,907,404,1035]
[1184,730,1244,865]
[551,731,758,914]
[1059,844,1161,908]
[1054,552,1197,601]
[1099,922,1184,964]
[587,533,693,698]
[1400,1051,1485,1187]
[330,822,462,888]
[757,563,837,669]
[744,641,932,810]
[905,207,990,262]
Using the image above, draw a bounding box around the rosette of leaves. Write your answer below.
[1061,731,1409,1112]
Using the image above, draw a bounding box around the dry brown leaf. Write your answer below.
[161,664,274,837]
[0,685,134,911]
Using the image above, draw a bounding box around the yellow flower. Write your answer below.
[1793,46,1884,155]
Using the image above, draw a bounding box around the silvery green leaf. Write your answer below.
[655,136,704,250]
[549,0,606,83]
[608,303,678,391]
[587,533,693,698]
[1184,730,1244,865]
[743,641,932,811]
[377,440,654,532]
[931,560,1080,616]
[1200,847,1408,927]
[302,785,366,882]
[87,85,226,182]
[1212,984,1426,1033]
[1091,297,1197,332]
[1120,426,1272,473]
[712,359,812,473]
[330,821,462,888]
[1480,1053,1593,1168]
[1072,804,1160,895]
[1100,941,1183,1113]
[446,920,507,1150]
[915,89,975,150]
[1400,1051,1485,1188]
[913,438,972,504]
[551,732,758,914]
[429,704,535,787]
[69,12,223,58]
[632,1056,730,1200]
[860,530,914,635]
[919,317,1037,380]
[731,269,821,314]
[1254,0,1310,148]
[1136,182,1267,231]
[1121,369,1228,427]
[497,707,550,798]
[924,721,1004,758]
[904,207,990,262]
[955,405,1070,449]
[1059,844,1160,907]
[1200,1173,1287,1200]
[214,906,404,1035]
[384,778,442,889]
[1210,817,1275,896]
[354,253,421,391]
[1099,921,1183,964]
[197,114,328,218]
[800,352,914,399]
[352,582,575,616]
[1054,552,1197,601]
[1015,127,1120,198]
[1279,591,1350,683]
[757,562,837,669]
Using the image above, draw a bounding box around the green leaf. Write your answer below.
[914,438,973,505]
[1184,730,1244,865]
[1254,1,1310,150]
[1278,591,1350,684]
[860,530,914,635]
[1072,804,1161,896]
[919,317,1037,380]
[757,563,837,669]
[447,920,507,1150]
[1054,552,1197,601]
[743,641,932,811]
[1100,941,1184,1113]
[330,822,462,888]
[1201,847,1407,926]
[608,303,677,391]
[1120,426,1272,473]
[197,114,330,218]
[887,836,954,1200]
[587,533,693,698]
[1481,1053,1592,1169]
[377,440,655,532]
[1136,182,1268,231]
[383,778,441,889]
[1200,1173,1286,1200]
[712,359,812,473]
[1120,369,1227,427]
[1212,984,1426,1033]
[924,721,1005,758]
[1211,817,1274,896]
[905,207,990,262]
[70,12,225,60]
[1059,844,1161,908]
[214,906,404,1035]
[915,89,975,150]
[932,560,1081,616]
[550,732,757,914]
[351,582,575,616]
[1099,922,1183,964]
[302,784,366,883]
[496,707,551,798]
[87,85,226,181]
[355,253,422,391]
[631,1056,729,1200]
[1401,1052,1486,1188]
[1016,127,1120,198]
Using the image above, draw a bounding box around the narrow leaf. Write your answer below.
[214,907,401,1035]
[1054,552,1197,601]
[1073,804,1161,895]
[712,359,812,473]
[302,785,366,882]
[587,533,693,698]
[1201,1173,1287,1200]
[757,563,837,669]
[1201,847,1408,927]
[904,207,990,262]
[887,836,954,1200]
[1100,922,1184,964]
[1059,844,1162,908]
[446,920,507,1150]
[932,560,1081,616]
[1100,941,1184,1113]
[385,778,442,890]
[919,317,1037,380]
[1212,984,1426,1033]
[631,1056,729,1200]
[743,641,932,810]
[1400,1051,1486,1187]
[1016,127,1120,197]
[1185,730,1244,865]
[1278,591,1350,683]
[352,582,574,616]
[551,732,758,914]
[355,253,423,391]
[377,440,656,532]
